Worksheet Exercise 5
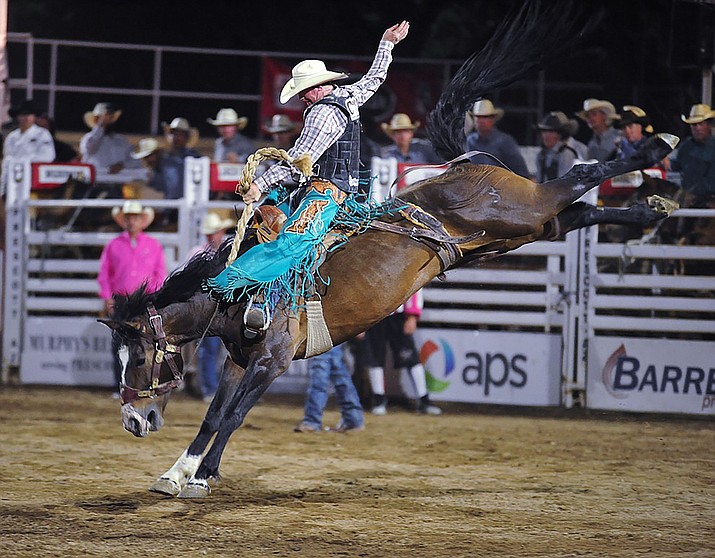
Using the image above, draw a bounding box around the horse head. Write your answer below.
[99,244,236,436]
[100,301,185,437]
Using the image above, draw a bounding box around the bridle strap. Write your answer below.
[119,303,184,405]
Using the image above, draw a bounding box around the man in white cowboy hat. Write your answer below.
[669,103,715,200]
[380,112,440,164]
[1,99,55,197]
[534,111,587,182]
[206,20,410,327]
[576,98,621,162]
[98,199,167,395]
[80,102,142,176]
[207,108,255,163]
[465,99,530,178]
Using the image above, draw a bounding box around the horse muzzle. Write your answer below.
[121,400,165,437]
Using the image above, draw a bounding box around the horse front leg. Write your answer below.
[178,315,299,499]
[149,356,246,496]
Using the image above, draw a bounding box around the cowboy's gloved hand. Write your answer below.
[383,21,410,44]
[242,182,262,204]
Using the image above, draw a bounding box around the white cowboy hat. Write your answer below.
[381,113,420,137]
[200,212,235,235]
[130,137,161,159]
[161,117,200,147]
[111,200,155,230]
[206,108,248,129]
[264,114,297,134]
[279,59,348,104]
[681,103,715,124]
[469,99,504,120]
[83,102,122,128]
[576,98,619,123]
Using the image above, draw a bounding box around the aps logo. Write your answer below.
[419,338,455,393]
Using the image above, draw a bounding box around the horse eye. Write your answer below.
[136,356,146,367]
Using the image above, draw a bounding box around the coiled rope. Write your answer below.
[226,147,312,266]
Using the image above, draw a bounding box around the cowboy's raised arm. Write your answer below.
[343,21,410,107]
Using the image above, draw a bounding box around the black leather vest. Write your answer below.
[308,93,361,193]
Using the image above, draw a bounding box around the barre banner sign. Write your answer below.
[588,337,715,415]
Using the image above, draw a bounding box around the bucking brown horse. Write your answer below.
[101,1,680,498]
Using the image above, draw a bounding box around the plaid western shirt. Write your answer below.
[255,40,395,192]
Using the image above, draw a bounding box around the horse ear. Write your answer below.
[97,318,121,330]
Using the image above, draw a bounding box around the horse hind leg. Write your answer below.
[552,195,679,238]
[543,133,679,200]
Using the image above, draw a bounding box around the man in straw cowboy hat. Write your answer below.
[207,108,255,163]
[465,99,530,178]
[668,103,715,200]
[205,20,410,326]
[184,212,235,401]
[80,102,142,176]
[534,111,587,182]
[98,200,167,395]
[576,98,621,162]
[380,112,440,164]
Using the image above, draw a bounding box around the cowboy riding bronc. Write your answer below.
[204,21,411,333]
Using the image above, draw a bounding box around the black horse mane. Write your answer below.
[427,0,598,161]
[112,237,234,321]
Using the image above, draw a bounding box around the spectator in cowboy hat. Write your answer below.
[98,199,167,396]
[534,111,587,182]
[80,102,142,176]
[614,105,655,161]
[576,98,621,162]
[263,113,300,150]
[207,108,255,163]
[183,211,235,401]
[129,137,164,198]
[669,103,715,201]
[380,112,440,164]
[158,117,200,199]
[465,99,530,178]
[1,99,55,196]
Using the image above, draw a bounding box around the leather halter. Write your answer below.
[119,303,184,405]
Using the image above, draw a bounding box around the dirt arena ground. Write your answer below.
[0,386,712,558]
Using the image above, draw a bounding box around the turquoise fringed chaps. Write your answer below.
[205,184,343,302]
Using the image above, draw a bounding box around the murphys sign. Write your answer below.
[21,317,114,386]
[587,337,715,415]
[413,329,561,406]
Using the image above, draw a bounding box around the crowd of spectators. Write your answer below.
[1,92,713,414]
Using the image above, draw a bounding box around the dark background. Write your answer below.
[6,0,715,146]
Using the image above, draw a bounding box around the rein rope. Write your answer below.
[226,147,313,267]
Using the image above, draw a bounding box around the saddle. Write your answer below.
[252,204,286,243]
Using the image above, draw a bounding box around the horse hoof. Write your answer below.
[647,194,679,216]
[149,477,181,496]
[655,133,679,150]
[178,480,211,499]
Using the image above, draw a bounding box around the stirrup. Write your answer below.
[243,295,271,339]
